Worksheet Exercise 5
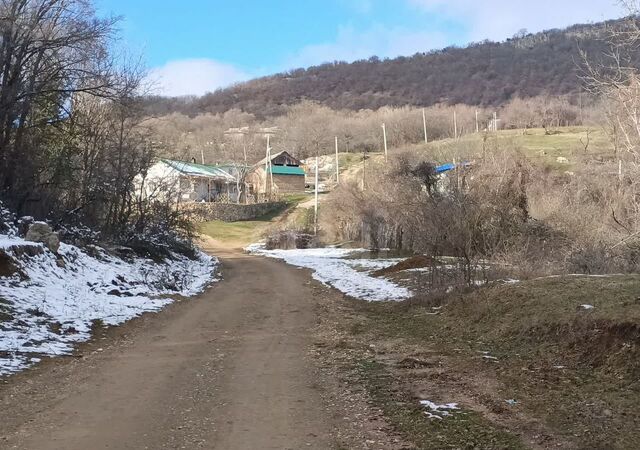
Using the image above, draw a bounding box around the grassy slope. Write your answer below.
[338,126,615,185]
[198,193,313,246]
[354,357,526,449]
[337,275,640,449]
[312,128,626,448]
[427,126,613,169]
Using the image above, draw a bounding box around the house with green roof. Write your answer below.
[247,151,306,197]
[137,158,240,203]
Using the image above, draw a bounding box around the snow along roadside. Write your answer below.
[0,234,218,376]
[245,244,411,302]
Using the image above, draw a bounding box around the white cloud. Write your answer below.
[281,0,621,71]
[147,59,249,97]
[285,24,449,69]
[407,0,622,41]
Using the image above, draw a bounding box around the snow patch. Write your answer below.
[246,244,411,301]
[0,235,218,376]
[419,400,460,419]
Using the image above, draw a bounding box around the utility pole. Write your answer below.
[382,123,388,161]
[453,157,461,191]
[263,135,269,197]
[618,159,624,195]
[335,136,340,184]
[579,91,583,124]
[453,110,458,139]
[619,159,623,182]
[242,134,247,164]
[268,139,274,199]
[314,155,319,235]
[362,149,367,191]
[475,110,479,133]
[264,135,274,200]
[422,108,428,144]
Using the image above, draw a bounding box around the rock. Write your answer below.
[107,289,134,297]
[9,244,44,258]
[0,250,20,277]
[25,222,60,253]
[16,216,34,237]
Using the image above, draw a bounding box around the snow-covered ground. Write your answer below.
[0,235,217,376]
[246,244,411,301]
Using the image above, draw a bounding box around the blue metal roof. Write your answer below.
[435,162,472,174]
[435,163,456,173]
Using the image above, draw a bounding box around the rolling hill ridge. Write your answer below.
[145,18,633,118]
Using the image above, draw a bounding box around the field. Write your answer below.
[427,126,613,168]
[198,193,313,246]
[335,126,615,185]
[318,274,640,449]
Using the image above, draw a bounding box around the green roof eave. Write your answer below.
[160,158,235,180]
[269,165,306,176]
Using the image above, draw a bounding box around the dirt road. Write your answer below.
[0,241,336,449]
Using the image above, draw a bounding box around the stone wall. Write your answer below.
[182,201,287,223]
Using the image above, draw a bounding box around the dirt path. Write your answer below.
[0,240,336,450]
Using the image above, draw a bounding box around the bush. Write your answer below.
[265,231,318,250]
[322,144,640,283]
[122,200,198,260]
[0,202,16,236]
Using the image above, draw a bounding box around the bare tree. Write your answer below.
[582,1,640,162]
[0,0,120,212]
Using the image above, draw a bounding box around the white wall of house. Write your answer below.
[136,162,180,202]
[137,161,239,203]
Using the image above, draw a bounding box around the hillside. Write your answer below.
[145,19,631,118]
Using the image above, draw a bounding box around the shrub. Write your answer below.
[265,231,318,250]
[322,144,640,282]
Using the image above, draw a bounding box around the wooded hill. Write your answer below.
[145,18,632,118]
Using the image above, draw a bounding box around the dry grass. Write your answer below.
[337,126,615,183]
[418,126,614,169]
[336,275,640,449]
[323,124,640,282]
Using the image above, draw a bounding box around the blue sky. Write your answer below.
[95,0,623,96]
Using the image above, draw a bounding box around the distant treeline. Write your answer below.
[143,18,634,119]
[148,96,598,164]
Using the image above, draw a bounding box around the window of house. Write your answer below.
[179,177,191,190]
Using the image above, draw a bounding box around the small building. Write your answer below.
[247,151,306,197]
[137,159,239,203]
